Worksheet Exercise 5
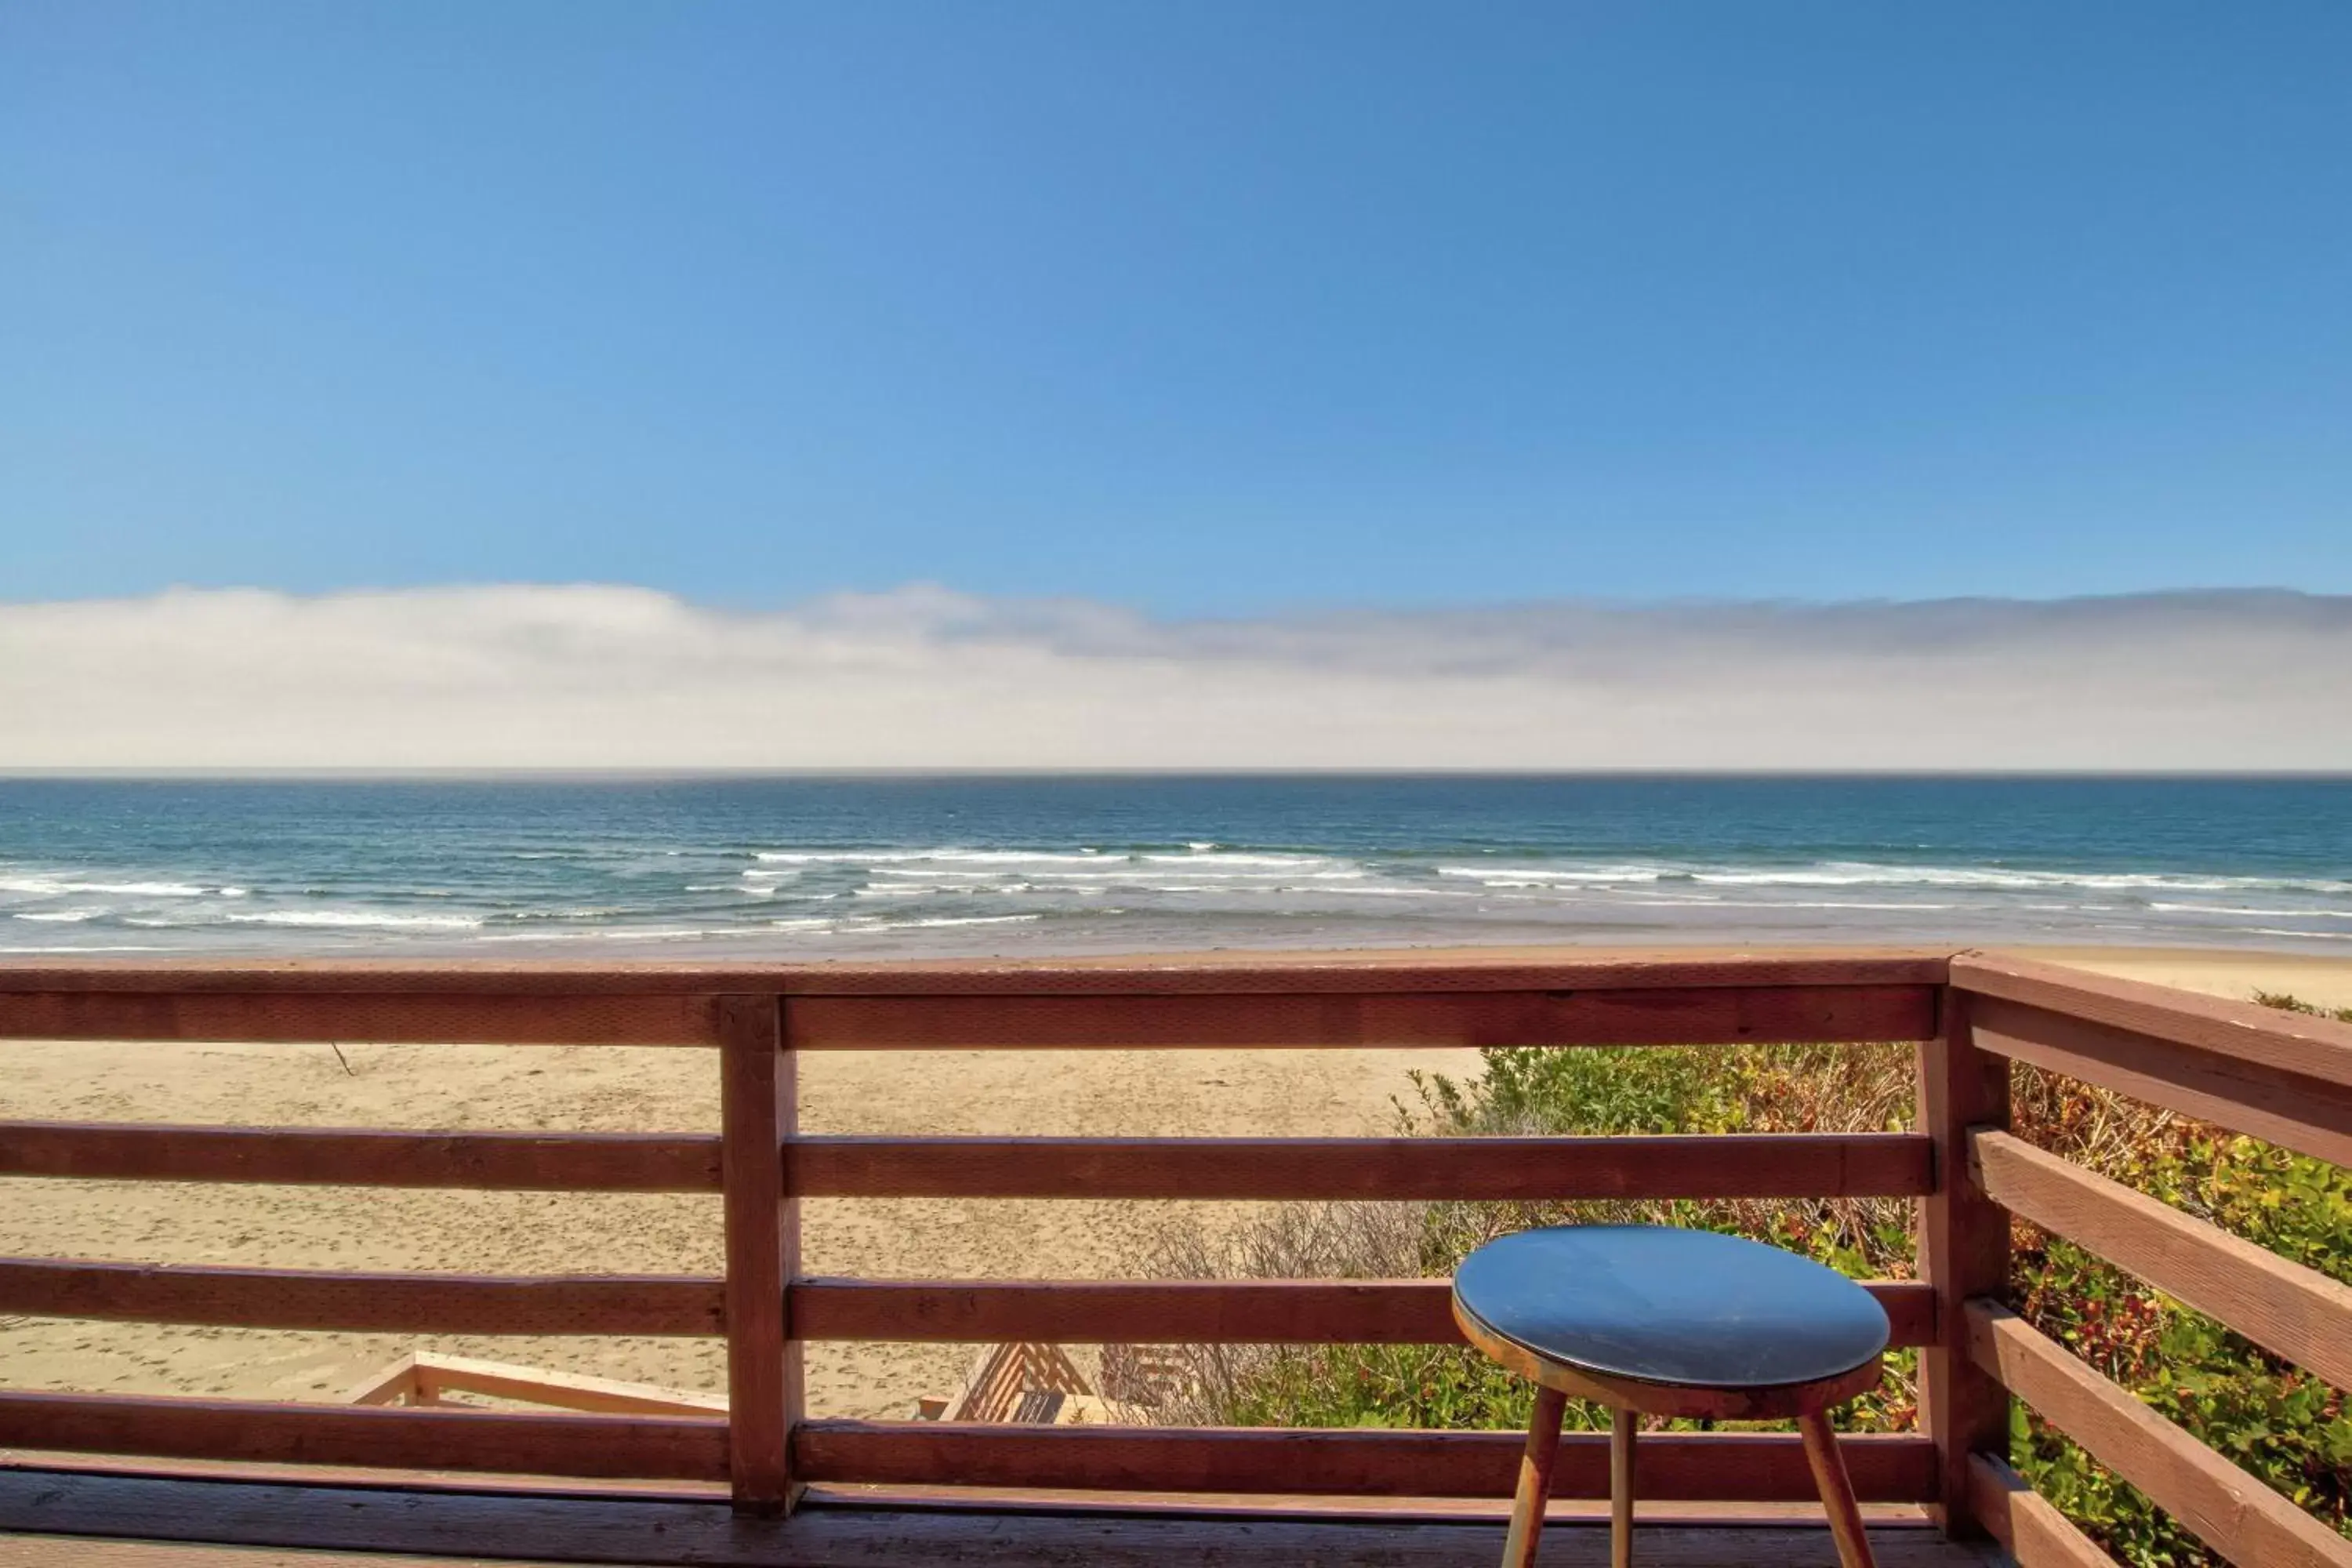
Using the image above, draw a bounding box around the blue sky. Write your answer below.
[5,2,2349,615]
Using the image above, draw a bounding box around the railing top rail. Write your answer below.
[0,946,1952,996]
[1954,947,2352,1089]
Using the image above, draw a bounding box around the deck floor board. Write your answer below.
[1,1468,2013,1567]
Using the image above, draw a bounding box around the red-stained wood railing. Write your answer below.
[13,946,2340,1562]
[0,1123,724,1190]
[1916,977,2013,1538]
[717,992,799,1511]
[0,1388,730,1480]
[1955,951,2352,1168]
[786,1276,1940,1347]
[1946,952,2352,1568]
[788,1421,1940,1500]
[0,949,1944,1523]
[784,1129,1929,1199]
[0,1260,724,1335]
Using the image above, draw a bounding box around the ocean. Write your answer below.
[1,775,2347,958]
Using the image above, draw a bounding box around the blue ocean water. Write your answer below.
[0,775,2347,957]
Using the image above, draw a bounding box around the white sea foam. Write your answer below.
[873,914,1042,930]
[224,909,485,931]
[754,848,1104,865]
[1324,885,1483,898]
[13,909,104,922]
[753,849,925,864]
[2150,902,2352,919]
[1122,881,1355,895]
[865,868,1019,880]
[1437,860,2352,897]
[0,875,214,898]
[1717,898,1959,912]
[475,925,728,942]
[1138,851,1327,867]
[1436,864,1666,884]
[1693,863,2352,895]
[867,863,1364,884]
[0,942,172,953]
[498,906,633,921]
[927,850,1110,864]
[593,927,728,941]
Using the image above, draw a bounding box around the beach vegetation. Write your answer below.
[1146,993,2352,1567]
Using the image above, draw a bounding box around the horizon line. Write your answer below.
[5,768,2350,782]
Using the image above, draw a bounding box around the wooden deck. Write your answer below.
[0,1467,2013,1566]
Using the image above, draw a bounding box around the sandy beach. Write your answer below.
[0,1013,1480,1419]
[2031,946,2352,1012]
[2,942,2344,1421]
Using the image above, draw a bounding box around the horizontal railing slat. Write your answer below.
[0,1392,728,1481]
[1970,1129,2352,1390]
[788,1277,1937,1348]
[0,1123,1929,1200]
[0,1123,724,1191]
[1966,1301,2352,1568]
[795,1279,1454,1345]
[784,985,1937,1050]
[1965,1454,2121,1568]
[0,982,1939,1049]
[787,1131,1933,1199]
[0,1259,725,1335]
[0,992,721,1046]
[0,950,1954,996]
[1969,993,2352,1167]
[1952,953,2352,1090]
[793,1421,1936,1501]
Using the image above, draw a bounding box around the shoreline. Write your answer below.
[13,775,2350,956]
[15,927,2352,965]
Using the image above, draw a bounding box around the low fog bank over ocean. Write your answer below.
[2,775,2347,959]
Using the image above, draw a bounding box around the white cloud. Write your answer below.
[2,584,2345,770]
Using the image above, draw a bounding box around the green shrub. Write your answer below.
[1148,1036,1922,1433]
[2002,992,2352,1566]
[1145,993,2350,1566]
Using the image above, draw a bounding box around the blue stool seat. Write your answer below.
[1456,1224,1890,1568]
[1452,1224,1889,1390]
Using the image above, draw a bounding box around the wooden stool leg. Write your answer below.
[1610,1406,1636,1568]
[1798,1409,1877,1568]
[1502,1385,1568,1568]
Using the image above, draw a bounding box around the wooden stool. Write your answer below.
[1451,1225,1889,1568]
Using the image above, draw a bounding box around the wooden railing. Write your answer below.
[1942,953,2352,1568]
[1,949,2346,1566]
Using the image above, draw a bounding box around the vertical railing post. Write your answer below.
[1916,979,2011,1536]
[720,993,801,1512]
